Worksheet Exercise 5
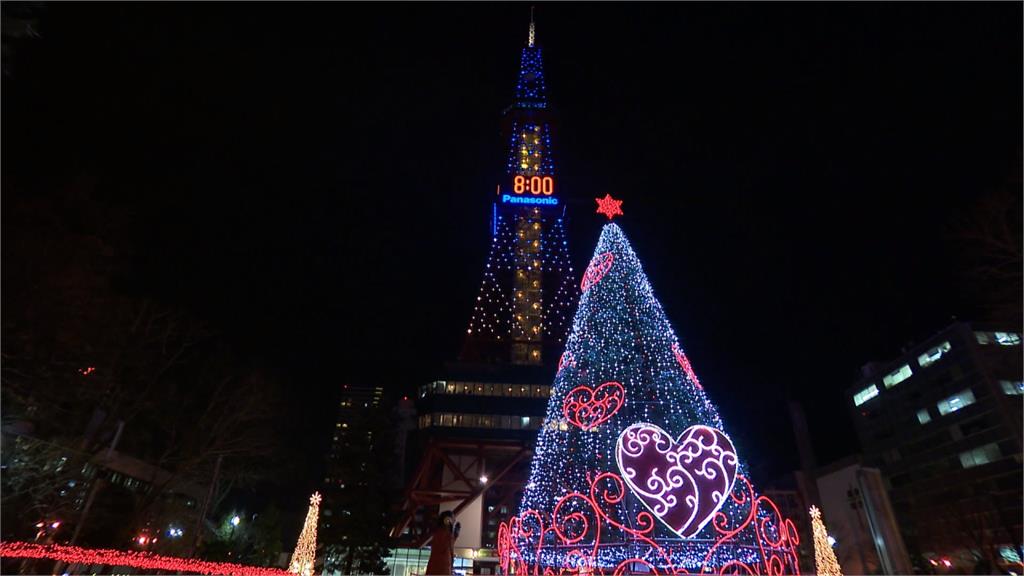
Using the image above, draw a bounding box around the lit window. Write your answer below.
[958,442,1001,469]
[883,364,913,388]
[937,389,976,416]
[976,331,1022,346]
[521,416,531,427]
[1000,380,1024,396]
[853,384,879,406]
[917,409,931,424]
[996,332,1021,345]
[917,341,951,368]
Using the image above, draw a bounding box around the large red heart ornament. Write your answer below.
[615,423,738,538]
[562,381,625,431]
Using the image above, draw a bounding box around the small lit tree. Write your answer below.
[288,492,321,576]
[810,506,843,576]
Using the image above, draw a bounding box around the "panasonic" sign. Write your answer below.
[501,194,559,206]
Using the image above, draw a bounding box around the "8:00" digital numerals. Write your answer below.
[513,175,555,195]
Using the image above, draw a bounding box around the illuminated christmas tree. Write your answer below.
[810,506,843,576]
[288,492,321,576]
[498,218,801,574]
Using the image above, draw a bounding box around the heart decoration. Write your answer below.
[615,423,738,538]
[562,381,625,431]
[580,252,614,292]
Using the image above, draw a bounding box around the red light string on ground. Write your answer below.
[0,541,291,576]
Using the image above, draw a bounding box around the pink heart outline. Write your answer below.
[614,422,738,539]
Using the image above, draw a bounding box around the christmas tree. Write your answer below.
[809,506,843,576]
[498,221,800,574]
[288,492,321,576]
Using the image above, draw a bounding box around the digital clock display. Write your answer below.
[512,175,555,195]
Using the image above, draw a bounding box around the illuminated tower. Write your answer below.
[390,19,578,572]
[463,15,576,366]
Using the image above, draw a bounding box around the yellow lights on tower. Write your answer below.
[809,506,843,576]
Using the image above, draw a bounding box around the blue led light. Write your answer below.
[514,47,547,105]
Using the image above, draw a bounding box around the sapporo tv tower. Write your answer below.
[390,15,579,567]
[462,14,577,367]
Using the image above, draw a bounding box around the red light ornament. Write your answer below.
[580,252,614,292]
[562,381,626,431]
[497,471,801,575]
[595,193,624,220]
[672,342,702,390]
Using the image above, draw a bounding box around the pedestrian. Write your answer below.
[424,510,460,575]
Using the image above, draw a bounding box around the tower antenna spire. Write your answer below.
[528,6,536,47]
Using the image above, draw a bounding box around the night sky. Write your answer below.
[4,3,1021,510]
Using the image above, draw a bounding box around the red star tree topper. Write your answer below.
[595,193,624,220]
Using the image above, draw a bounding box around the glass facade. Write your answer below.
[420,380,552,399]
[418,412,543,431]
[382,547,476,576]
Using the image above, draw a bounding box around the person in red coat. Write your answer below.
[424,511,460,575]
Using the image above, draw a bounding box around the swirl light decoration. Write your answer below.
[615,423,738,539]
[562,382,626,431]
[498,472,799,575]
[504,223,801,574]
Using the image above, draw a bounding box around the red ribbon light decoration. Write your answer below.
[672,343,702,390]
[562,382,626,431]
[581,252,614,292]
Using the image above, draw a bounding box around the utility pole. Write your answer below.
[52,421,124,575]
[189,454,223,558]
